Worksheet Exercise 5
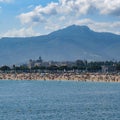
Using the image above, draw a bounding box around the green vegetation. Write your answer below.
[0,60,120,73]
[0,65,11,71]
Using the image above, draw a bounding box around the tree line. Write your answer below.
[0,60,120,73]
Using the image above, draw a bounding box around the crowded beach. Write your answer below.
[0,72,120,82]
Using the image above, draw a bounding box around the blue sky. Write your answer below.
[0,0,120,37]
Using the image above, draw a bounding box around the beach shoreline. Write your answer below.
[0,72,120,82]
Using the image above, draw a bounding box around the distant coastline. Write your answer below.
[1,57,120,82]
[0,72,120,82]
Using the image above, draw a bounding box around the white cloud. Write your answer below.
[44,18,120,35]
[3,0,118,37]
[93,0,120,15]
[0,0,120,37]
[18,0,91,25]
[69,19,120,35]
[59,16,66,21]
[1,27,40,37]
[60,0,120,16]
[1,19,120,38]
[18,8,46,25]
[18,0,120,26]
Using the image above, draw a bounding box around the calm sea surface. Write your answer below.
[0,80,120,120]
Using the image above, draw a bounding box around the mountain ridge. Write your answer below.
[0,25,120,65]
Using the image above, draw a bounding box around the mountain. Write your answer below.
[0,25,120,65]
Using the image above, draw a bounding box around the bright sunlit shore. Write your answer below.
[0,72,120,82]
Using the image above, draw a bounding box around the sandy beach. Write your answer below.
[0,72,120,82]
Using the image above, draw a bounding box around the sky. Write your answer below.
[0,0,120,37]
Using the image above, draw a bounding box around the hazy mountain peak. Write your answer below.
[0,25,120,65]
[49,25,91,37]
[66,25,90,31]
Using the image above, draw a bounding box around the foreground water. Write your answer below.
[0,80,120,120]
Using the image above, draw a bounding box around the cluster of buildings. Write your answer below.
[0,56,119,73]
[28,56,76,69]
[27,57,114,72]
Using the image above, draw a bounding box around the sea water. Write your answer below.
[0,80,120,120]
